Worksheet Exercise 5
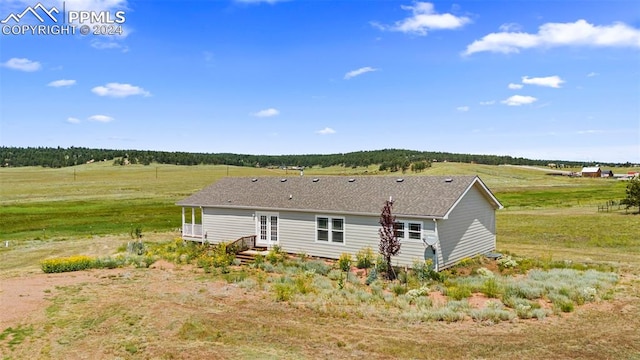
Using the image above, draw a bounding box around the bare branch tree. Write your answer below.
[379,199,400,279]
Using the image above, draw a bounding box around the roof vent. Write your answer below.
[280,178,287,182]
[251,178,258,182]
[445,178,453,183]
[396,178,404,183]
[348,178,356,182]
[312,178,319,182]
[289,194,293,199]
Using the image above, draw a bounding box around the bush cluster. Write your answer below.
[41,255,96,273]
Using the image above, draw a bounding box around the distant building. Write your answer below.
[581,167,601,178]
[601,169,614,178]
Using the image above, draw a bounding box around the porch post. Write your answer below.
[191,207,195,235]
[181,207,185,234]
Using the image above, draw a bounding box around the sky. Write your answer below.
[0,0,639,163]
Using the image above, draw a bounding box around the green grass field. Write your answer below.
[1,162,639,359]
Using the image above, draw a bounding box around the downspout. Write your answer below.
[433,219,439,272]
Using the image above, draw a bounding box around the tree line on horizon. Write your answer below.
[0,146,623,169]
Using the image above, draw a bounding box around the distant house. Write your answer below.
[177,176,503,271]
[601,169,614,178]
[581,167,601,178]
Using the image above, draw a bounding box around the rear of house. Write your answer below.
[177,175,502,270]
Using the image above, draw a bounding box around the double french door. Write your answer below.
[256,212,279,247]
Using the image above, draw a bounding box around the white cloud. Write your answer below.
[48,79,76,87]
[2,58,41,72]
[91,83,151,98]
[479,100,495,105]
[522,75,565,88]
[457,106,469,112]
[577,129,604,134]
[508,83,523,90]
[88,115,114,123]
[58,0,128,12]
[90,40,129,52]
[66,117,81,124]
[587,72,599,77]
[499,23,522,32]
[344,66,378,80]
[464,19,640,55]
[501,95,538,106]
[316,127,336,135]
[252,108,280,117]
[372,1,470,36]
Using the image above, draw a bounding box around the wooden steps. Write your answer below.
[235,247,268,265]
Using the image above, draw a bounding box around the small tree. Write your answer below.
[379,199,401,279]
[621,177,640,214]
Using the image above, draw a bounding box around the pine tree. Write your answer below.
[621,178,640,214]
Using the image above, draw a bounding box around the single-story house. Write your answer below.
[581,166,601,177]
[176,175,503,271]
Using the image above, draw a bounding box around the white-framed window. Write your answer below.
[316,216,345,244]
[394,220,423,241]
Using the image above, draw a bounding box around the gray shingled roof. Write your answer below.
[177,175,502,218]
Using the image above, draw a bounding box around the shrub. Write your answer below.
[413,259,441,282]
[94,256,124,269]
[302,260,331,276]
[337,253,352,272]
[294,271,317,295]
[253,254,264,266]
[266,245,286,264]
[445,285,472,300]
[470,307,515,323]
[223,271,248,283]
[355,247,375,270]
[481,277,502,298]
[127,240,146,255]
[41,255,96,273]
[273,277,296,302]
[475,267,494,278]
[548,294,574,313]
[497,255,518,270]
[427,308,466,323]
[374,255,388,274]
[391,283,407,296]
[365,268,378,285]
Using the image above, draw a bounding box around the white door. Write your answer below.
[256,212,279,247]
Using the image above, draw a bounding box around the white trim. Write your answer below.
[442,177,503,219]
[255,211,279,247]
[395,219,423,243]
[315,215,346,245]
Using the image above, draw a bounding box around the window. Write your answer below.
[408,223,421,240]
[316,216,345,243]
[394,222,404,239]
[394,220,423,241]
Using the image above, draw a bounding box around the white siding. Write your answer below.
[202,207,255,243]
[277,212,428,267]
[437,184,496,269]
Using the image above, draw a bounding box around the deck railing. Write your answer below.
[226,235,256,254]
[182,223,203,238]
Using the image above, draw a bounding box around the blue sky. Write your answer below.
[1,0,639,163]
